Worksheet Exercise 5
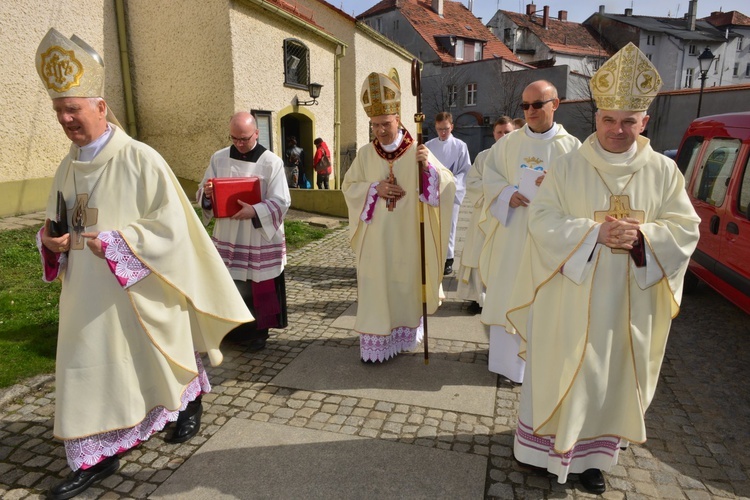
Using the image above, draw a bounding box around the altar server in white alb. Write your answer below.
[425,111,471,275]
[198,111,291,352]
[35,29,252,500]
[342,72,455,363]
[479,80,580,384]
[507,43,700,494]
[457,116,515,314]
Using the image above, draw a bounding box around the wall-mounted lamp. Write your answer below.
[294,82,323,106]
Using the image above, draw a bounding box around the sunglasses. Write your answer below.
[520,99,554,110]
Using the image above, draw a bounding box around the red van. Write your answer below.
[675,112,750,314]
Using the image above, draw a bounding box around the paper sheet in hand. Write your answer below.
[518,168,544,200]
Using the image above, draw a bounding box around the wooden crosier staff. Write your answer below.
[411,58,430,365]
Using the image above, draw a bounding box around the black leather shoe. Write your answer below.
[579,468,606,494]
[247,337,267,352]
[49,455,119,500]
[467,301,482,314]
[165,399,202,444]
[443,259,454,276]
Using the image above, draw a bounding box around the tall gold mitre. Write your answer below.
[590,42,662,111]
[361,72,401,117]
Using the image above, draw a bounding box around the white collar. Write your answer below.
[77,124,113,162]
[524,123,559,140]
[381,130,405,152]
[592,137,638,164]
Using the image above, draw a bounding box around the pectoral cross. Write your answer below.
[594,194,645,254]
[71,193,98,250]
[386,164,401,212]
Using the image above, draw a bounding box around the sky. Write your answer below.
[334,0,750,23]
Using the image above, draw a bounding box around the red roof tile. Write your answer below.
[358,0,524,65]
[502,10,611,58]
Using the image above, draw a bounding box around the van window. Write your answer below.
[740,156,750,218]
[692,139,740,206]
[676,135,703,178]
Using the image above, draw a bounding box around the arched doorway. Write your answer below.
[281,112,313,188]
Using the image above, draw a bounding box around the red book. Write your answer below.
[210,177,261,218]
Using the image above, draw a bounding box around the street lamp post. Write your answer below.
[696,47,715,118]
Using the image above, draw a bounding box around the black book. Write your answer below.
[48,191,68,237]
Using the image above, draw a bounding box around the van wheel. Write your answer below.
[683,271,700,294]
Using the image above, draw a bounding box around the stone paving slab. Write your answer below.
[268,345,497,416]
[151,419,487,499]
[329,302,488,344]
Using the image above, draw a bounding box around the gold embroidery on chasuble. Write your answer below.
[71,193,98,250]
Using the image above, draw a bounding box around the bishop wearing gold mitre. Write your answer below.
[35,28,251,499]
[342,72,455,363]
[506,43,700,494]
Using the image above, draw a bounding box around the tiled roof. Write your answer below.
[263,0,326,30]
[502,10,610,58]
[358,0,524,65]
[704,10,750,28]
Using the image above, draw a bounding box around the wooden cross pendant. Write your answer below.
[71,193,98,250]
[594,195,644,254]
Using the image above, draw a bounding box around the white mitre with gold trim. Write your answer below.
[590,42,662,111]
[361,72,401,118]
[36,28,105,99]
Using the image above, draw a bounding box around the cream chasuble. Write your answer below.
[479,125,580,327]
[45,125,252,440]
[457,148,489,301]
[506,134,700,453]
[342,135,455,336]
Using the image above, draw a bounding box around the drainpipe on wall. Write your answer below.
[334,44,345,189]
[115,0,138,138]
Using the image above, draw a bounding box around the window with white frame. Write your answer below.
[739,37,744,51]
[455,39,464,61]
[466,82,477,106]
[474,42,482,61]
[647,35,656,45]
[689,44,697,55]
[253,111,273,151]
[647,53,652,61]
[448,85,457,107]
[746,63,750,77]
[714,54,720,74]
[685,68,694,87]
[734,62,740,76]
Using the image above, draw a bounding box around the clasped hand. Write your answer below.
[598,215,640,250]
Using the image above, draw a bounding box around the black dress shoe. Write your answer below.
[579,468,606,494]
[467,301,482,314]
[247,337,267,352]
[443,259,454,276]
[165,398,203,444]
[49,455,120,500]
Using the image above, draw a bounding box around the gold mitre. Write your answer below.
[36,28,105,99]
[590,42,662,111]
[361,72,401,117]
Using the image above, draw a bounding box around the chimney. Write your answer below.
[599,5,606,15]
[543,6,549,28]
[468,0,474,12]
[432,0,444,17]
[687,0,697,31]
[526,3,536,16]
[625,8,633,16]
[558,10,567,21]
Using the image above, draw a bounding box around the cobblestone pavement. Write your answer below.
[1,202,749,499]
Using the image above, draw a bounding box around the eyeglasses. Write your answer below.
[436,127,452,132]
[519,99,555,111]
[229,135,254,143]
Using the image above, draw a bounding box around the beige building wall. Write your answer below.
[0,0,125,216]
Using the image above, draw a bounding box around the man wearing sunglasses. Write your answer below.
[479,80,580,386]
